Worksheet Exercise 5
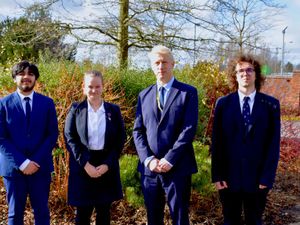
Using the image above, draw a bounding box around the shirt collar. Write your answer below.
[238,90,256,103]
[157,76,174,91]
[87,100,105,113]
[17,90,34,101]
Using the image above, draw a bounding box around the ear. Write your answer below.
[171,61,175,68]
[82,82,86,94]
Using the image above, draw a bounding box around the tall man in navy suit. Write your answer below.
[133,45,198,225]
[0,61,58,225]
[211,55,280,225]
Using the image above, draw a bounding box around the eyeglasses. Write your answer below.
[236,67,255,75]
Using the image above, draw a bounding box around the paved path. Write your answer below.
[281,121,300,139]
[288,203,300,225]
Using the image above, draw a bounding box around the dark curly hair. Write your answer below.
[11,60,40,79]
[227,54,265,92]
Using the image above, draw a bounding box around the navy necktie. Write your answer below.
[24,97,31,127]
[242,96,251,128]
[159,86,165,111]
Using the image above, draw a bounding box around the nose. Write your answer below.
[158,62,164,69]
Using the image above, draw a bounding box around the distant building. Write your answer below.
[262,71,300,114]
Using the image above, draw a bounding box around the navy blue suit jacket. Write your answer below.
[133,79,198,177]
[0,91,58,177]
[64,100,125,206]
[211,92,280,192]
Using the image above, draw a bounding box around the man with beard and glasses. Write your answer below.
[0,60,58,225]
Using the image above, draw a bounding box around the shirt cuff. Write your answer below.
[19,159,30,171]
[160,158,173,167]
[144,156,155,168]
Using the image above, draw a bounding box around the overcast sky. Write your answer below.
[0,0,299,65]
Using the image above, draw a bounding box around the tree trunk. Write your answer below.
[118,0,129,70]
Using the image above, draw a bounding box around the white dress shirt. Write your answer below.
[238,90,256,114]
[87,101,106,150]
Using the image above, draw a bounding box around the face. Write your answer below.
[235,62,256,90]
[150,53,174,85]
[83,75,103,102]
[14,67,36,95]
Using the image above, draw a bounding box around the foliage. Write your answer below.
[119,154,144,207]
[178,61,230,138]
[0,4,76,66]
[191,141,215,195]
[0,58,228,208]
[285,61,294,73]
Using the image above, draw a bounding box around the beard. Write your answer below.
[18,80,36,93]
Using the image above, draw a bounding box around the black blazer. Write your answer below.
[64,100,125,206]
[211,92,280,192]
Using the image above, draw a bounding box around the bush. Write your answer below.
[192,141,215,195]
[0,58,223,207]
[119,154,144,207]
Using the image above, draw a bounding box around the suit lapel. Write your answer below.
[250,92,262,131]
[77,100,89,147]
[160,79,179,121]
[103,102,110,149]
[149,85,160,122]
[12,92,25,117]
[30,93,39,129]
[231,92,247,135]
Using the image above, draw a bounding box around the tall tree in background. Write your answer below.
[29,0,283,69]
[0,3,76,65]
[46,0,203,69]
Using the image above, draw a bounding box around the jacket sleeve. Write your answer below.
[259,99,281,188]
[64,103,90,168]
[163,87,198,165]
[211,97,226,183]
[133,94,153,164]
[31,99,58,165]
[102,104,126,168]
[0,101,27,169]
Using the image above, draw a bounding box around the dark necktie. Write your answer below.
[159,86,165,111]
[24,97,31,127]
[242,96,251,128]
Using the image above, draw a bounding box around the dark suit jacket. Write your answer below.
[0,91,58,177]
[64,100,125,206]
[211,92,280,192]
[133,79,198,177]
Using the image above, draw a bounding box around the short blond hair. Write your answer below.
[148,45,174,62]
[84,70,103,83]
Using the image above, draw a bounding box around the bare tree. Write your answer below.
[41,0,206,69]
[27,0,284,68]
[198,0,284,55]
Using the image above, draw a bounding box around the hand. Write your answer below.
[22,161,40,175]
[158,159,172,173]
[259,184,267,189]
[96,164,109,176]
[214,181,228,190]
[148,158,161,173]
[84,162,99,178]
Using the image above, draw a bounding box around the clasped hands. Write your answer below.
[84,162,108,178]
[22,161,40,175]
[148,158,172,173]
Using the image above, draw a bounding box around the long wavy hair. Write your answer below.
[227,54,265,92]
